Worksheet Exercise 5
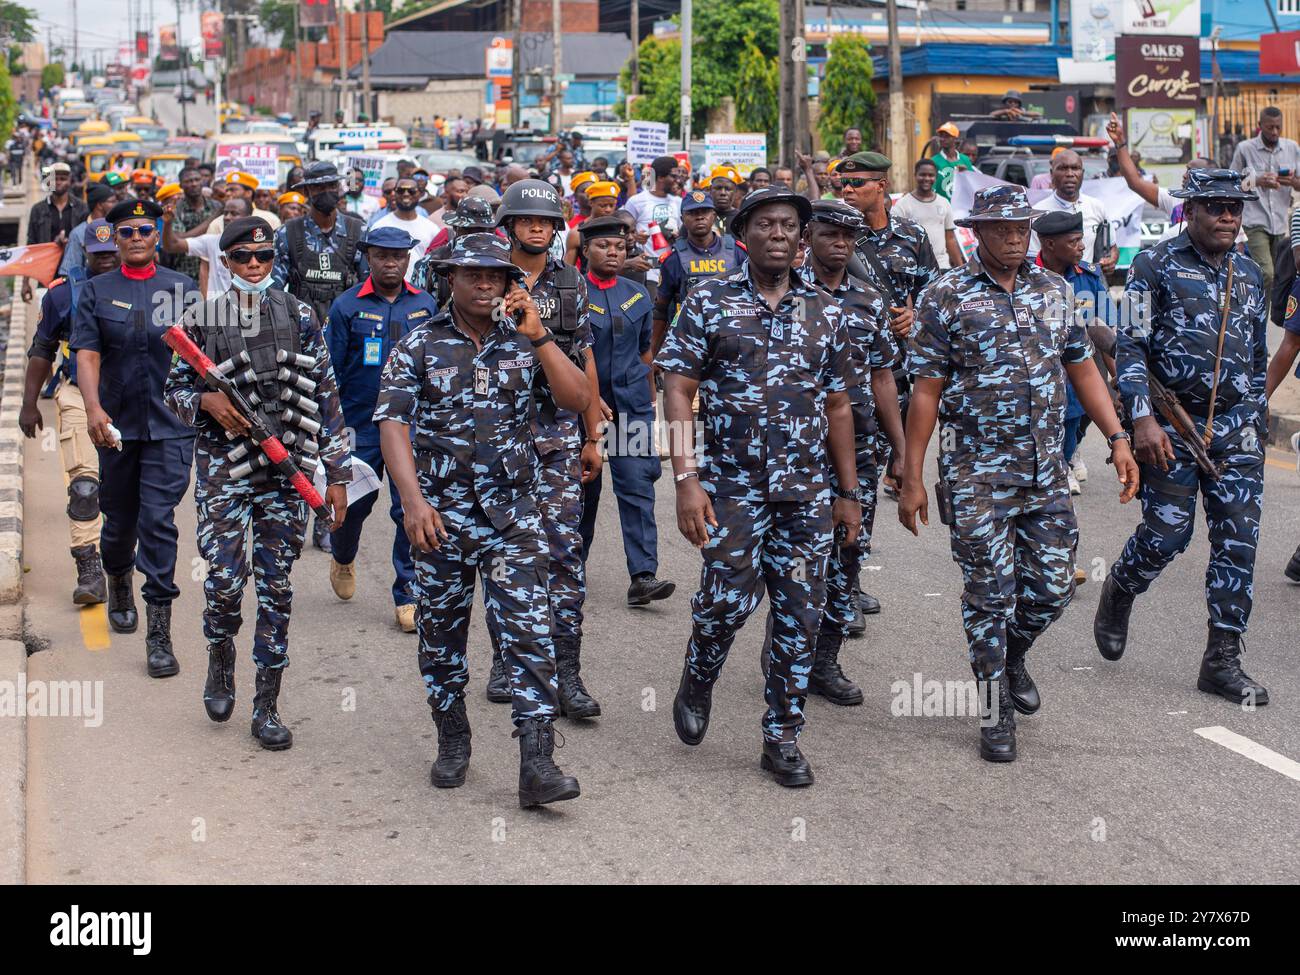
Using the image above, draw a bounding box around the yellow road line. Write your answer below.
[79,603,111,651]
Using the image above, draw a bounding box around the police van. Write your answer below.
[307,125,409,161]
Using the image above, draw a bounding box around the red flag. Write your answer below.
[0,243,64,285]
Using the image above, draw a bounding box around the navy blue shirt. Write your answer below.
[69,264,199,441]
[1040,256,1113,420]
[586,272,654,416]
[657,233,743,322]
[30,277,78,384]
[325,275,439,446]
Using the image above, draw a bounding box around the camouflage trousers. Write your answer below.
[822,439,880,638]
[1109,442,1263,633]
[686,496,831,744]
[414,499,558,725]
[947,483,1078,680]
[536,441,586,640]
[196,480,308,670]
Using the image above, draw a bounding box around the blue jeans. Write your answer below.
[329,441,415,606]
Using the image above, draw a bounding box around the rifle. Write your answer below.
[163,325,335,520]
[1086,323,1223,480]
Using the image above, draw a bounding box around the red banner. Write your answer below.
[201,11,224,59]
[135,30,149,59]
[300,0,337,29]
[159,24,178,63]
[1261,31,1300,75]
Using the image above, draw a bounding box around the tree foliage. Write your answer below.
[0,55,16,138]
[735,39,778,155]
[618,0,779,140]
[41,62,64,91]
[818,34,876,154]
[0,2,34,44]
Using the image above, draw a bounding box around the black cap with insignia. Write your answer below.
[219,216,276,253]
[1031,210,1084,237]
[578,215,629,242]
[107,198,163,225]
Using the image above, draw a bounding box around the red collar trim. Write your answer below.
[358,275,419,298]
[120,263,157,280]
[586,270,616,290]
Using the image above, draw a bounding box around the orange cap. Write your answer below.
[223,170,259,190]
[586,180,619,200]
[155,182,182,201]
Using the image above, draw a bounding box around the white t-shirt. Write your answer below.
[184,233,232,299]
[207,208,282,238]
[891,193,955,269]
[343,192,378,222]
[623,190,682,283]
[1028,192,1109,262]
[371,211,440,282]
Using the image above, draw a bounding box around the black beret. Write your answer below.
[1031,210,1084,237]
[219,216,276,252]
[86,182,114,207]
[107,198,162,225]
[578,215,628,242]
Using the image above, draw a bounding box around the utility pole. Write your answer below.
[338,0,350,122]
[630,0,639,104]
[779,0,806,167]
[680,0,692,151]
[510,0,521,129]
[551,0,563,133]
[71,0,79,73]
[361,0,372,119]
[176,0,189,132]
[292,0,300,120]
[886,0,907,187]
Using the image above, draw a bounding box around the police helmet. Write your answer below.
[495,178,565,227]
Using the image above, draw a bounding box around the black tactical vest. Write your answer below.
[285,213,363,325]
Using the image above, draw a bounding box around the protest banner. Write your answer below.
[628,121,670,165]
[704,133,768,176]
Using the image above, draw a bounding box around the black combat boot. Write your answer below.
[203,639,236,723]
[514,718,580,808]
[1198,625,1270,706]
[760,740,815,787]
[857,589,882,615]
[1285,544,1300,583]
[1093,573,1135,661]
[978,675,1017,763]
[144,603,179,678]
[808,628,864,706]
[627,573,675,606]
[251,667,293,750]
[672,661,713,745]
[430,696,471,788]
[1004,632,1041,715]
[485,648,511,703]
[555,636,601,719]
[845,597,867,638]
[70,545,106,605]
[106,569,138,633]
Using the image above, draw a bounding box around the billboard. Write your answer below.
[1115,35,1199,109]
[159,24,178,63]
[1071,0,1121,63]
[300,0,337,29]
[1121,0,1201,36]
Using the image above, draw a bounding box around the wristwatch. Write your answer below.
[834,486,863,502]
[1107,431,1132,448]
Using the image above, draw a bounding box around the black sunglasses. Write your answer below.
[839,176,884,189]
[227,248,275,265]
[116,225,157,239]
[1201,199,1244,217]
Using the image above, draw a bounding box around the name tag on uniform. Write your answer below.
[475,366,490,395]
[499,357,534,369]
[363,337,383,366]
[960,299,995,313]
[620,292,643,311]
[430,366,458,379]
[111,299,132,310]
[407,309,430,320]
[357,311,383,322]
[1176,271,1206,282]
[588,302,605,315]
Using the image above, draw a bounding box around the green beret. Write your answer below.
[836,151,891,175]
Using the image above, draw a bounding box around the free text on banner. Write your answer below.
[704,133,768,177]
[215,144,278,190]
[349,155,386,198]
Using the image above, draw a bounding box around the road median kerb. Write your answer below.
[0,637,26,884]
[0,295,26,603]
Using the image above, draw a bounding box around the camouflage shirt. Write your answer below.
[799,263,896,439]
[527,257,592,459]
[1119,232,1268,447]
[164,291,353,489]
[656,265,851,503]
[854,214,939,309]
[372,304,541,530]
[909,256,1092,490]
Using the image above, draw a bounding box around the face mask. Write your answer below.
[231,273,274,294]
[312,191,340,214]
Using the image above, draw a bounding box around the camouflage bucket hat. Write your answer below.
[1170,168,1258,201]
[955,185,1044,228]
[433,232,525,283]
[445,196,497,229]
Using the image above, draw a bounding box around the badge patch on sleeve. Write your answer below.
[1288,295,1298,321]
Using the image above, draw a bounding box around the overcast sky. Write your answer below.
[30,0,206,60]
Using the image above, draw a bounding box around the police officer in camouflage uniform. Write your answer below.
[657,186,862,788]
[841,151,941,623]
[901,185,1138,763]
[1095,170,1272,705]
[165,217,352,750]
[411,196,497,302]
[273,160,367,552]
[489,179,605,720]
[375,233,588,807]
[794,200,906,705]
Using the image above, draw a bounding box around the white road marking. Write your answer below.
[1195,726,1300,782]
[1167,710,1188,715]
[924,592,942,597]
[863,565,882,571]
[1072,666,1093,671]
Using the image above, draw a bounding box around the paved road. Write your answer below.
[19,394,1300,882]
[143,90,216,139]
